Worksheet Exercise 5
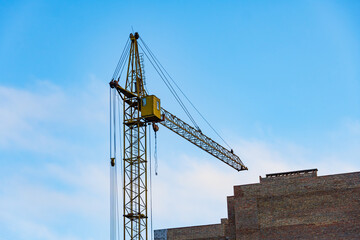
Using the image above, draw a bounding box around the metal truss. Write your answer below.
[122,32,148,240]
[160,108,247,171]
[110,31,247,240]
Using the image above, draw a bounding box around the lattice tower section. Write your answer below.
[123,33,148,240]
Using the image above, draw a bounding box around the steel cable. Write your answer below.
[140,37,233,150]
[138,43,200,130]
[149,126,154,240]
[112,39,130,80]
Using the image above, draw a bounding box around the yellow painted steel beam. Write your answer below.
[160,108,247,171]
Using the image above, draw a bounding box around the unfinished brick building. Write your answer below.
[154,169,360,240]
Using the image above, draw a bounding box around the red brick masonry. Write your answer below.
[154,169,360,240]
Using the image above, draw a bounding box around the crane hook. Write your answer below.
[152,122,159,132]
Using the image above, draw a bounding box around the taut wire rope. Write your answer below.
[140,37,232,149]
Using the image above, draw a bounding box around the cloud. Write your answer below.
[150,138,293,229]
[0,83,62,151]
[0,80,358,238]
[0,77,107,155]
[1,216,81,240]
[151,134,359,230]
[0,162,109,240]
[0,79,110,239]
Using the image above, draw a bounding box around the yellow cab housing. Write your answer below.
[141,95,161,121]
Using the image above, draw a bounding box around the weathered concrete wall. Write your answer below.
[155,170,360,240]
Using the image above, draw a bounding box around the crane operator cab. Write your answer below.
[140,95,162,122]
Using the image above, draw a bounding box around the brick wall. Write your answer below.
[155,222,227,240]
[155,169,360,240]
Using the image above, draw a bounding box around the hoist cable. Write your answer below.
[140,37,233,150]
[117,94,124,159]
[113,91,120,240]
[110,88,112,158]
[115,161,120,240]
[110,88,116,240]
[109,89,113,240]
[138,43,200,130]
[113,88,117,158]
[149,126,154,240]
[154,131,158,176]
[116,94,123,240]
[110,89,122,240]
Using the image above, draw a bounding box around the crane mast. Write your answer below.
[109,32,247,240]
[122,32,148,240]
[110,32,149,240]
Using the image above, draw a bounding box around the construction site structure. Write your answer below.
[109,32,247,240]
[154,169,360,240]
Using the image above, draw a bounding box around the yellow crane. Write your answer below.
[109,32,247,240]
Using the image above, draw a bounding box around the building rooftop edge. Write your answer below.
[154,222,224,232]
[265,168,318,178]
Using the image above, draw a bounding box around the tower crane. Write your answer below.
[109,32,247,240]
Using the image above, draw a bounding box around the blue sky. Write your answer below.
[1,1,359,239]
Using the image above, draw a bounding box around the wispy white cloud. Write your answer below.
[2,215,82,240]
[0,79,109,239]
[0,77,107,154]
[0,83,63,151]
[151,139,295,229]
[0,162,109,240]
[151,134,359,229]
[0,80,359,238]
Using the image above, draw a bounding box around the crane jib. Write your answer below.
[160,108,248,171]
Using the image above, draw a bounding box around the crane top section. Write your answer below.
[110,31,162,122]
[109,31,247,171]
[130,32,139,41]
[125,32,146,97]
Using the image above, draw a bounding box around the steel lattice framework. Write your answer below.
[160,108,247,171]
[110,32,247,240]
[123,32,148,240]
